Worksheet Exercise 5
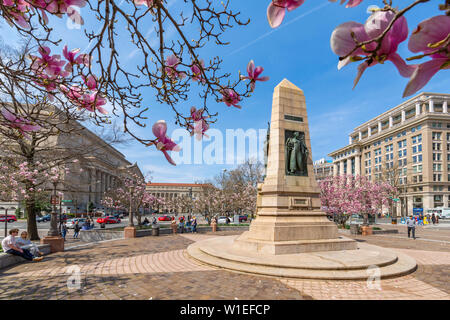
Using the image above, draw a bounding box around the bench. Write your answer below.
[0,244,51,270]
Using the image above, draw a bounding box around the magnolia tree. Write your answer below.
[1,1,446,166]
[101,171,156,225]
[0,159,69,238]
[319,174,396,226]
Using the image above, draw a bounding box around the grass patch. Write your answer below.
[372,227,382,230]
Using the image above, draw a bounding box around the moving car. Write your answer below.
[158,215,172,222]
[66,218,87,229]
[238,215,248,223]
[36,214,51,222]
[217,216,229,224]
[96,216,121,224]
[0,215,17,222]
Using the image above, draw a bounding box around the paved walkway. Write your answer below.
[1,228,449,300]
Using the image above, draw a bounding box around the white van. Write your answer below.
[426,208,450,219]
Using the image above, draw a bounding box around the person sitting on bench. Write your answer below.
[15,231,44,258]
[1,229,43,262]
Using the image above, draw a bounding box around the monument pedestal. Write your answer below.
[41,236,64,253]
[187,79,416,279]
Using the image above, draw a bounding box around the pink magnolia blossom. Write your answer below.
[1,108,41,136]
[188,107,209,140]
[191,59,205,83]
[331,10,416,88]
[2,0,31,28]
[63,45,90,72]
[220,89,241,109]
[241,60,269,91]
[133,0,154,7]
[31,46,69,77]
[83,75,98,90]
[329,0,363,8]
[152,120,181,166]
[403,15,450,97]
[165,54,186,80]
[43,0,87,16]
[267,0,304,29]
[79,92,108,115]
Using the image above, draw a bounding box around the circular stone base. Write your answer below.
[187,236,417,280]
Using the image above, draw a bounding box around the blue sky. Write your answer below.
[2,0,449,183]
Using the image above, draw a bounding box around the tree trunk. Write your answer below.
[26,196,39,240]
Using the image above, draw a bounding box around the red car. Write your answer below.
[0,215,17,222]
[158,215,172,221]
[96,216,121,224]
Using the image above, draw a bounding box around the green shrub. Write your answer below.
[0,243,3,253]
[372,227,382,230]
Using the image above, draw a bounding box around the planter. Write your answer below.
[361,225,373,236]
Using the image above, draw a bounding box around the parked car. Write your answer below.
[96,216,121,224]
[217,216,229,224]
[238,215,248,223]
[66,218,87,229]
[113,213,124,219]
[36,214,51,222]
[0,215,17,223]
[158,215,172,222]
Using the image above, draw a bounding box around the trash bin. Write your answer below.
[391,218,398,224]
[100,223,105,229]
[152,225,160,236]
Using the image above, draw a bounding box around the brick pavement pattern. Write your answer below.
[0,227,449,300]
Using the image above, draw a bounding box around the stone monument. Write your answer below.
[188,79,417,279]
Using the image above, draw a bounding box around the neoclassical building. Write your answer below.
[59,125,143,214]
[313,158,334,181]
[329,92,450,216]
[0,112,143,216]
[146,182,208,212]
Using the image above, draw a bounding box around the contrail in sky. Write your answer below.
[227,1,331,57]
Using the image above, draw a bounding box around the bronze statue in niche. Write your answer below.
[285,130,308,176]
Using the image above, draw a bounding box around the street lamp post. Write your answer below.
[1,206,16,237]
[48,181,60,237]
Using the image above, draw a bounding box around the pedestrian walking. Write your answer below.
[192,217,197,233]
[406,216,416,240]
[73,221,81,238]
[179,217,185,233]
[431,213,436,225]
[436,214,439,224]
[61,221,68,241]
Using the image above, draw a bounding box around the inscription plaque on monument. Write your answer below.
[285,130,308,176]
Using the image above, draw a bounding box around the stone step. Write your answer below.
[187,241,417,280]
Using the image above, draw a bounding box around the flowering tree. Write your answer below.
[319,174,396,226]
[0,159,70,239]
[0,0,273,166]
[101,171,155,225]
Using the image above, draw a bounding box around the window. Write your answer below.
[432,132,442,140]
[412,134,422,144]
[433,174,442,182]
[433,163,442,171]
[433,143,442,151]
[433,153,442,161]
[432,122,442,128]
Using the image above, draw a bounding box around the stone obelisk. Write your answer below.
[187,79,417,280]
[234,79,357,254]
